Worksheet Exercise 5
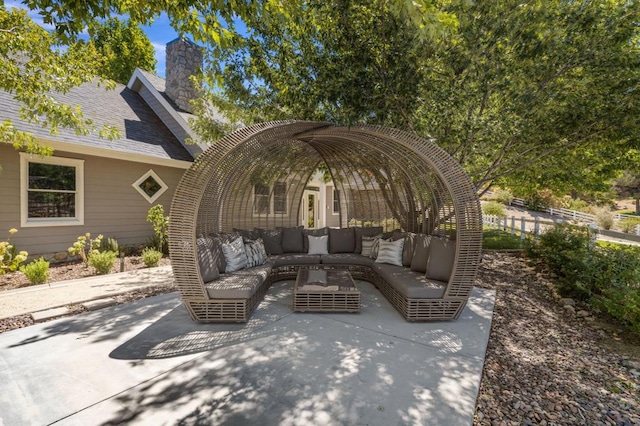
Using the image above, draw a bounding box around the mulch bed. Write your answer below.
[0,252,638,424]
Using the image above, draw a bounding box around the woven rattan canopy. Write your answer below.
[169,121,482,304]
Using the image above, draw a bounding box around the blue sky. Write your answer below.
[139,15,179,78]
[8,2,181,78]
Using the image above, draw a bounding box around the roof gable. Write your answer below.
[0,79,194,163]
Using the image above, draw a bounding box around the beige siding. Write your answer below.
[0,144,186,258]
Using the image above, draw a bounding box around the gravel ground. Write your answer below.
[0,252,638,424]
[474,252,639,425]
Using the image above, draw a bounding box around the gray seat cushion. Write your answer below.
[410,234,431,273]
[205,274,262,299]
[269,254,322,267]
[372,263,446,299]
[321,253,375,267]
[329,227,356,253]
[232,263,273,284]
[282,226,304,253]
[425,238,456,282]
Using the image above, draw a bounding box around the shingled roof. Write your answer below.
[0,78,194,163]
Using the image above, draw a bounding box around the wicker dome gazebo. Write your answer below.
[169,121,482,321]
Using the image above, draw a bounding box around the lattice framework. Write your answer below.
[169,121,482,311]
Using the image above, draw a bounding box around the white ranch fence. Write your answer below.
[483,191,640,237]
[483,214,560,240]
[483,214,640,244]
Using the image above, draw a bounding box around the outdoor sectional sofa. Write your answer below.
[168,121,483,326]
[191,226,460,323]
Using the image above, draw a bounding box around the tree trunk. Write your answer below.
[635,197,639,215]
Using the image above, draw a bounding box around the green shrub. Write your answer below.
[147,205,169,254]
[593,207,614,230]
[68,233,103,265]
[525,223,594,298]
[1,228,28,274]
[523,189,556,211]
[141,247,163,267]
[527,224,640,332]
[561,197,592,213]
[20,258,50,284]
[100,236,119,254]
[482,201,506,216]
[618,217,640,234]
[87,250,117,275]
[492,188,514,205]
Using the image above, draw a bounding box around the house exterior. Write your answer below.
[1,37,349,261]
[0,38,207,261]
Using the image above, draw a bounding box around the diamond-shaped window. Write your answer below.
[132,170,168,203]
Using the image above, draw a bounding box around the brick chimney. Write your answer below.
[165,38,203,113]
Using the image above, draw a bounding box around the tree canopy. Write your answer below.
[192,0,640,193]
[4,0,450,156]
[89,18,157,85]
[9,0,640,197]
[0,6,118,158]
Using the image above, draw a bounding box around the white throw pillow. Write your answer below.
[307,235,329,255]
[222,236,248,272]
[375,238,404,266]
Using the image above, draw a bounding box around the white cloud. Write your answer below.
[152,42,167,77]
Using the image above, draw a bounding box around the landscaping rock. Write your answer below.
[474,252,639,426]
[560,298,575,307]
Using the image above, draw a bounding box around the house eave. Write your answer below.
[40,138,193,169]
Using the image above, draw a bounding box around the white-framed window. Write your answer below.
[253,183,270,214]
[332,188,340,215]
[253,181,288,215]
[132,169,168,203]
[20,153,84,227]
[273,182,287,214]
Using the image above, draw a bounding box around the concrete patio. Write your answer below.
[0,280,495,425]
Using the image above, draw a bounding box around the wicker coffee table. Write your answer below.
[293,269,360,313]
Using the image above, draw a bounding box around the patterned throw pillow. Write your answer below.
[361,234,382,257]
[369,236,387,259]
[375,238,405,266]
[222,236,248,272]
[244,238,267,268]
